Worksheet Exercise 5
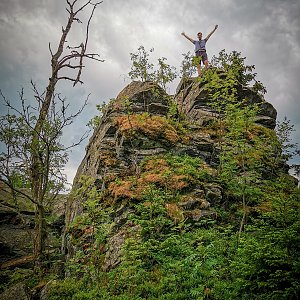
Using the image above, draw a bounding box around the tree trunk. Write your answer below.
[30,37,57,269]
[34,204,47,267]
[238,187,247,243]
[29,0,101,268]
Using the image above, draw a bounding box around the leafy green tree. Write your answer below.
[0,0,102,268]
[179,51,197,79]
[155,57,178,92]
[129,46,177,93]
[219,103,266,238]
[0,88,89,268]
[275,117,300,170]
[129,45,155,82]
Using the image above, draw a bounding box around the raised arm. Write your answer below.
[205,25,218,40]
[181,32,195,43]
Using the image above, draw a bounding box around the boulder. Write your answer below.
[0,282,30,300]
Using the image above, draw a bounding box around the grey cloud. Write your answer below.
[0,0,299,183]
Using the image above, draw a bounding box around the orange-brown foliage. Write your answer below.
[99,151,118,167]
[109,180,134,199]
[165,203,184,224]
[115,113,180,144]
[139,158,190,191]
[108,157,195,200]
[142,158,168,171]
[168,174,189,190]
[139,173,165,185]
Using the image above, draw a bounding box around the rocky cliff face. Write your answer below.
[175,76,277,129]
[64,77,278,270]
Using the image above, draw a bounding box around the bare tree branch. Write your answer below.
[57,76,84,84]
[48,42,54,57]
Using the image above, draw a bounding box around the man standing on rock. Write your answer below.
[181,25,218,76]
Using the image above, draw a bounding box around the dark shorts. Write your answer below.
[195,50,208,64]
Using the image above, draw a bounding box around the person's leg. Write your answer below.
[203,52,209,69]
[197,63,201,76]
[195,53,202,76]
[204,60,209,68]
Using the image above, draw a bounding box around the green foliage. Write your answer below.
[231,177,300,299]
[113,227,235,299]
[163,154,213,182]
[129,45,155,82]
[179,52,197,78]
[218,103,269,237]
[87,182,236,299]
[50,177,300,299]
[201,67,237,110]
[0,91,79,201]
[166,99,178,120]
[211,49,266,94]
[74,175,101,211]
[276,117,300,163]
[155,57,178,91]
[87,101,110,129]
[0,269,37,294]
[128,46,177,92]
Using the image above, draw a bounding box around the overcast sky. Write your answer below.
[0,0,299,185]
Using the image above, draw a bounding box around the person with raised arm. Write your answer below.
[181,25,218,76]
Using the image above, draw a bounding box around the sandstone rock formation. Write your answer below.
[63,77,278,271]
[175,77,277,129]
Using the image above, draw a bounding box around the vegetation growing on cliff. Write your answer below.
[42,49,300,300]
[1,45,299,300]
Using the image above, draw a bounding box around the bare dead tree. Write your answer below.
[36,0,103,135]
[0,0,103,270]
[0,87,90,270]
